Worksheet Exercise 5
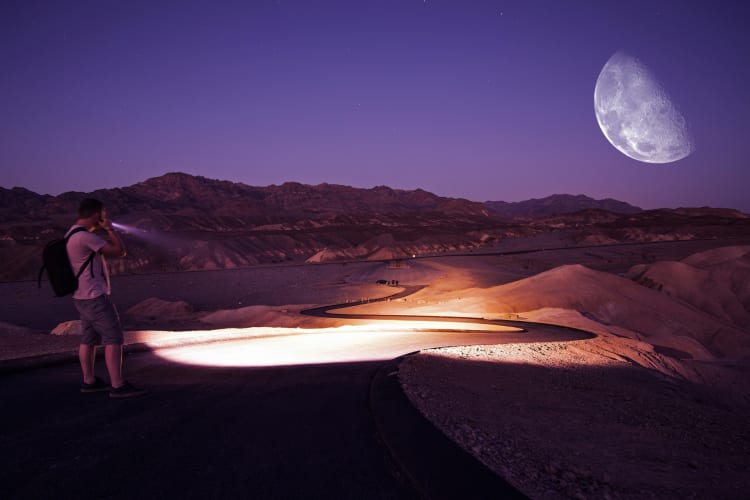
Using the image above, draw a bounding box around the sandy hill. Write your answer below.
[490,263,748,360]
[627,246,750,329]
[346,246,750,364]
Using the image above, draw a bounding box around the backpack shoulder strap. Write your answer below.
[66,227,96,278]
[65,226,89,241]
[77,251,96,279]
[37,263,46,288]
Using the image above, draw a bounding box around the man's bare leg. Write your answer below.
[79,344,97,384]
[105,344,125,388]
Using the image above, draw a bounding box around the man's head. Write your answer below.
[78,198,104,219]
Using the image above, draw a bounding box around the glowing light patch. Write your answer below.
[151,322,521,368]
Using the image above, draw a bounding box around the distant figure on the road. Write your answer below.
[67,198,146,398]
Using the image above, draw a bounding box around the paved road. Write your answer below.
[302,285,593,342]
[2,352,424,499]
[1,290,592,499]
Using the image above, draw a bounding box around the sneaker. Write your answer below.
[109,381,148,399]
[80,377,111,393]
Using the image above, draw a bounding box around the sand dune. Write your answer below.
[493,263,748,359]
[627,245,750,329]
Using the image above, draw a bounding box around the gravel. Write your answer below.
[399,339,750,499]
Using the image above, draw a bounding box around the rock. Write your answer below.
[51,320,81,336]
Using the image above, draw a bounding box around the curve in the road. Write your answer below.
[301,285,595,343]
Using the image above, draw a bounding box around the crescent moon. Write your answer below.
[594,51,694,163]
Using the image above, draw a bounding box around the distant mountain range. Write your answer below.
[1,172,748,281]
[484,194,642,218]
[0,172,488,222]
[1,172,643,221]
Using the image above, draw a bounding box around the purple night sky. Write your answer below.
[1,1,748,211]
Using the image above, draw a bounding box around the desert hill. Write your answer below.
[489,262,749,359]
[2,172,749,281]
[340,245,750,375]
[627,246,750,329]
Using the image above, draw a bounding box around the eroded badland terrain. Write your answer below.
[2,172,750,498]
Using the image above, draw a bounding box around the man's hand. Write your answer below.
[98,209,126,258]
[99,218,114,232]
[98,209,114,231]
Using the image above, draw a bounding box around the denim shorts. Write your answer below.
[73,294,124,346]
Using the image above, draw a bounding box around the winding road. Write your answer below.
[302,284,593,343]
[1,286,593,499]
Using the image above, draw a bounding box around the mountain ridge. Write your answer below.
[2,172,749,281]
[484,193,642,218]
[2,171,646,219]
[0,172,491,220]
[4,173,748,219]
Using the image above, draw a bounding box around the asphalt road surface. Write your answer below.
[1,296,592,499]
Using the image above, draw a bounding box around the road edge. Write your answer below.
[369,353,527,499]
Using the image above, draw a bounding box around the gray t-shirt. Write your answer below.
[65,226,108,300]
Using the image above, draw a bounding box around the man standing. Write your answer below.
[67,198,146,398]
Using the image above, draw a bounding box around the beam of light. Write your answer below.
[150,321,523,368]
[111,221,173,246]
[111,221,135,231]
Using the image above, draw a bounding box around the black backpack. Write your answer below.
[38,227,96,297]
